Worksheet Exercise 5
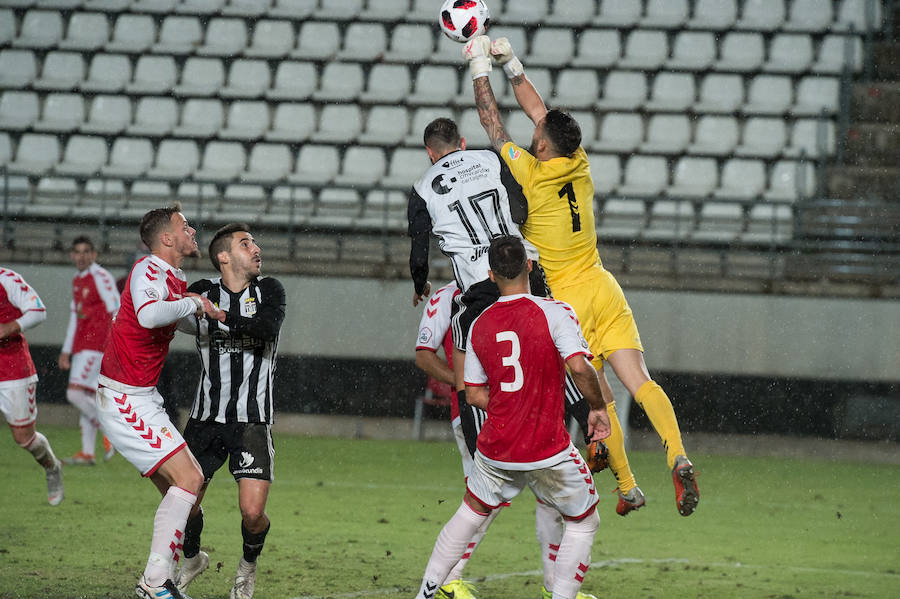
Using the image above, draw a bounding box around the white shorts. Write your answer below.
[97,385,186,477]
[453,421,475,479]
[68,350,103,391]
[0,377,38,428]
[466,443,599,519]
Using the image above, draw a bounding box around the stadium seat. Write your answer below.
[146,139,200,181]
[81,53,131,93]
[313,62,365,102]
[0,10,14,47]
[525,28,575,67]
[33,52,85,92]
[687,115,740,156]
[813,34,863,74]
[641,0,689,29]
[552,69,599,110]
[197,18,248,57]
[244,20,294,58]
[80,94,131,135]
[0,91,39,131]
[640,115,691,155]
[0,133,10,167]
[267,0,316,19]
[586,153,620,195]
[267,61,317,101]
[596,71,646,111]
[618,156,669,198]
[173,98,225,138]
[505,112,537,147]
[763,34,814,74]
[687,0,737,30]
[546,0,595,26]
[360,189,407,227]
[220,59,271,99]
[404,106,447,146]
[734,117,788,158]
[668,157,718,199]
[783,0,833,32]
[495,67,534,108]
[572,111,598,148]
[428,35,458,65]
[334,146,387,187]
[571,29,620,69]
[643,200,696,240]
[33,93,85,133]
[126,55,177,94]
[382,147,430,190]
[408,65,459,106]
[644,73,695,113]
[784,119,836,159]
[59,12,110,51]
[360,64,412,104]
[666,32,716,71]
[241,143,292,184]
[311,104,362,143]
[594,0,641,27]
[222,0,271,17]
[742,75,793,115]
[194,142,245,183]
[13,10,63,49]
[834,0,883,32]
[102,137,154,179]
[317,0,362,20]
[265,102,315,143]
[288,144,339,186]
[312,187,362,226]
[176,0,224,15]
[591,112,643,153]
[173,57,225,97]
[106,15,156,54]
[618,30,669,71]
[597,197,647,239]
[0,49,38,88]
[791,76,840,116]
[735,0,786,31]
[691,202,744,242]
[358,0,408,22]
[127,96,178,136]
[153,16,203,55]
[501,0,549,24]
[56,135,108,178]
[338,23,387,62]
[107,0,154,11]
[8,134,60,176]
[219,101,270,141]
[408,0,439,23]
[715,32,765,72]
[764,160,815,201]
[358,105,411,146]
[714,158,766,200]
[693,73,744,114]
[459,109,491,149]
[291,21,340,60]
[383,24,433,63]
[743,202,793,242]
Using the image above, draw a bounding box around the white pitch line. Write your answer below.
[292,557,900,599]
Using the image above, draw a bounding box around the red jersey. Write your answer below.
[464,294,592,467]
[63,262,120,354]
[99,255,195,392]
[415,282,460,419]
[0,267,46,385]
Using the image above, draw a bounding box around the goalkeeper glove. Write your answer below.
[463,35,492,80]
[491,37,525,79]
[585,440,610,473]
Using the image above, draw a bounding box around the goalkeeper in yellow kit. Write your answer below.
[463,35,700,517]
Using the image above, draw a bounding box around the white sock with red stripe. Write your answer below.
[67,387,99,455]
[144,486,197,586]
[22,431,58,469]
[444,505,500,583]
[551,509,599,599]
[535,499,564,591]
[416,501,488,599]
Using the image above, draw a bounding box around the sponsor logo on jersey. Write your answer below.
[431,173,456,195]
[508,146,521,161]
[441,156,464,168]
[211,330,265,354]
[242,297,257,316]
[240,451,254,468]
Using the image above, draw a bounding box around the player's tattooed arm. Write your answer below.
[473,76,511,153]
[508,73,548,125]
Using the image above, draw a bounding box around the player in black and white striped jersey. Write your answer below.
[174,223,286,599]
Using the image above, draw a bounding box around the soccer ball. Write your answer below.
[439,0,491,44]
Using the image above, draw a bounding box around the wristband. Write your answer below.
[503,56,524,79]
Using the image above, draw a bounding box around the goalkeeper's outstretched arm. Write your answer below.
[491,37,548,125]
[464,35,513,153]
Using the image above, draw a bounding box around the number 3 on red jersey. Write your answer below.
[496,331,523,392]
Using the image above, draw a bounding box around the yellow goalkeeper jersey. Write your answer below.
[500,141,602,289]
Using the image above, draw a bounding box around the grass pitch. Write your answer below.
[1,425,898,599]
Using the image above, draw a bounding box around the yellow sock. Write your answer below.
[635,380,686,470]
[604,400,636,494]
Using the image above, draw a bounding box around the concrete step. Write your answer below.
[872,41,900,80]
[826,165,900,200]
[851,81,900,122]
[844,121,900,166]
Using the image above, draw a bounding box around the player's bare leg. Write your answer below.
[11,422,63,506]
[231,479,271,599]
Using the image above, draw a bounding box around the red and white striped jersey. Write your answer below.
[0,267,46,385]
[464,294,592,468]
[63,262,120,355]
[415,281,459,419]
[100,255,194,392]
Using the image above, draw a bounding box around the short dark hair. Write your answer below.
[139,206,180,250]
[208,223,250,271]
[543,109,581,157]
[489,235,527,280]
[424,117,461,150]
[71,236,95,251]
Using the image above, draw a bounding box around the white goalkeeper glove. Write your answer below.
[491,37,524,79]
[463,35,492,80]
